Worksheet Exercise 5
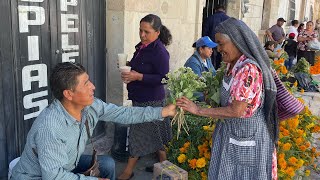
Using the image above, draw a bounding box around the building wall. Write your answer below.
[106,0,205,104]
[105,0,320,105]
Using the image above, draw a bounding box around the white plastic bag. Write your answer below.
[307,39,320,50]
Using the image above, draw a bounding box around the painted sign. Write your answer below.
[18,0,79,120]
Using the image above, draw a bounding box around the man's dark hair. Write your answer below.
[291,20,299,26]
[50,62,86,101]
[264,41,277,49]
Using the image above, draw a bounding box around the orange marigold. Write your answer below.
[188,159,197,169]
[285,166,295,177]
[288,157,298,166]
[282,143,292,151]
[299,145,307,151]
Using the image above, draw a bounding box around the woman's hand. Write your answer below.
[176,96,200,115]
[121,70,143,83]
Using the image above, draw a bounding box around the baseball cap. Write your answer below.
[277,18,286,22]
[195,36,217,48]
[288,33,295,38]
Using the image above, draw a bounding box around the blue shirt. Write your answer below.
[127,38,169,102]
[11,98,163,180]
[184,51,216,76]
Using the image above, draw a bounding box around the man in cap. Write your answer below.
[266,18,286,46]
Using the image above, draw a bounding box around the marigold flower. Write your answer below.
[201,171,207,180]
[177,154,187,163]
[282,129,290,136]
[285,166,295,177]
[297,159,304,168]
[300,89,305,94]
[288,157,298,165]
[299,145,307,151]
[293,81,298,87]
[204,151,211,159]
[179,147,187,153]
[296,129,304,136]
[278,153,285,159]
[196,158,206,168]
[287,117,299,129]
[295,137,303,145]
[278,158,287,170]
[203,126,209,131]
[312,125,320,133]
[306,122,315,129]
[188,158,197,169]
[305,142,311,148]
[305,170,310,176]
[282,143,292,151]
[183,141,191,148]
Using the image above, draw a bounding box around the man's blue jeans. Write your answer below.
[285,56,295,70]
[72,155,115,180]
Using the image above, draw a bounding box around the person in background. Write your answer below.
[185,36,217,76]
[266,18,286,48]
[264,41,281,60]
[287,20,299,41]
[297,23,305,33]
[282,33,298,70]
[202,5,229,69]
[117,14,172,180]
[10,62,176,180]
[297,21,319,65]
[315,19,320,41]
[177,17,278,180]
[184,36,217,101]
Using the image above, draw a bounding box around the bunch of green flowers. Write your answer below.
[162,67,206,139]
[201,63,226,107]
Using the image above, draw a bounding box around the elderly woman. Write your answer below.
[177,18,278,179]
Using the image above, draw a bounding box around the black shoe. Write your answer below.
[145,166,154,172]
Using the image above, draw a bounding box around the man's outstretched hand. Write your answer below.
[161,104,177,117]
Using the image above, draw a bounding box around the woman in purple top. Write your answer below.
[117,14,172,180]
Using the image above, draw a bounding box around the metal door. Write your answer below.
[0,0,106,178]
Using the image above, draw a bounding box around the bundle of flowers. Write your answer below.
[162,67,206,139]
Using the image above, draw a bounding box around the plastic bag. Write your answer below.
[307,39,320,50]
[295,72,319,92]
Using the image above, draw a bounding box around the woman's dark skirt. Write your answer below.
[128,100,172,157]
[297,50,316,65]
